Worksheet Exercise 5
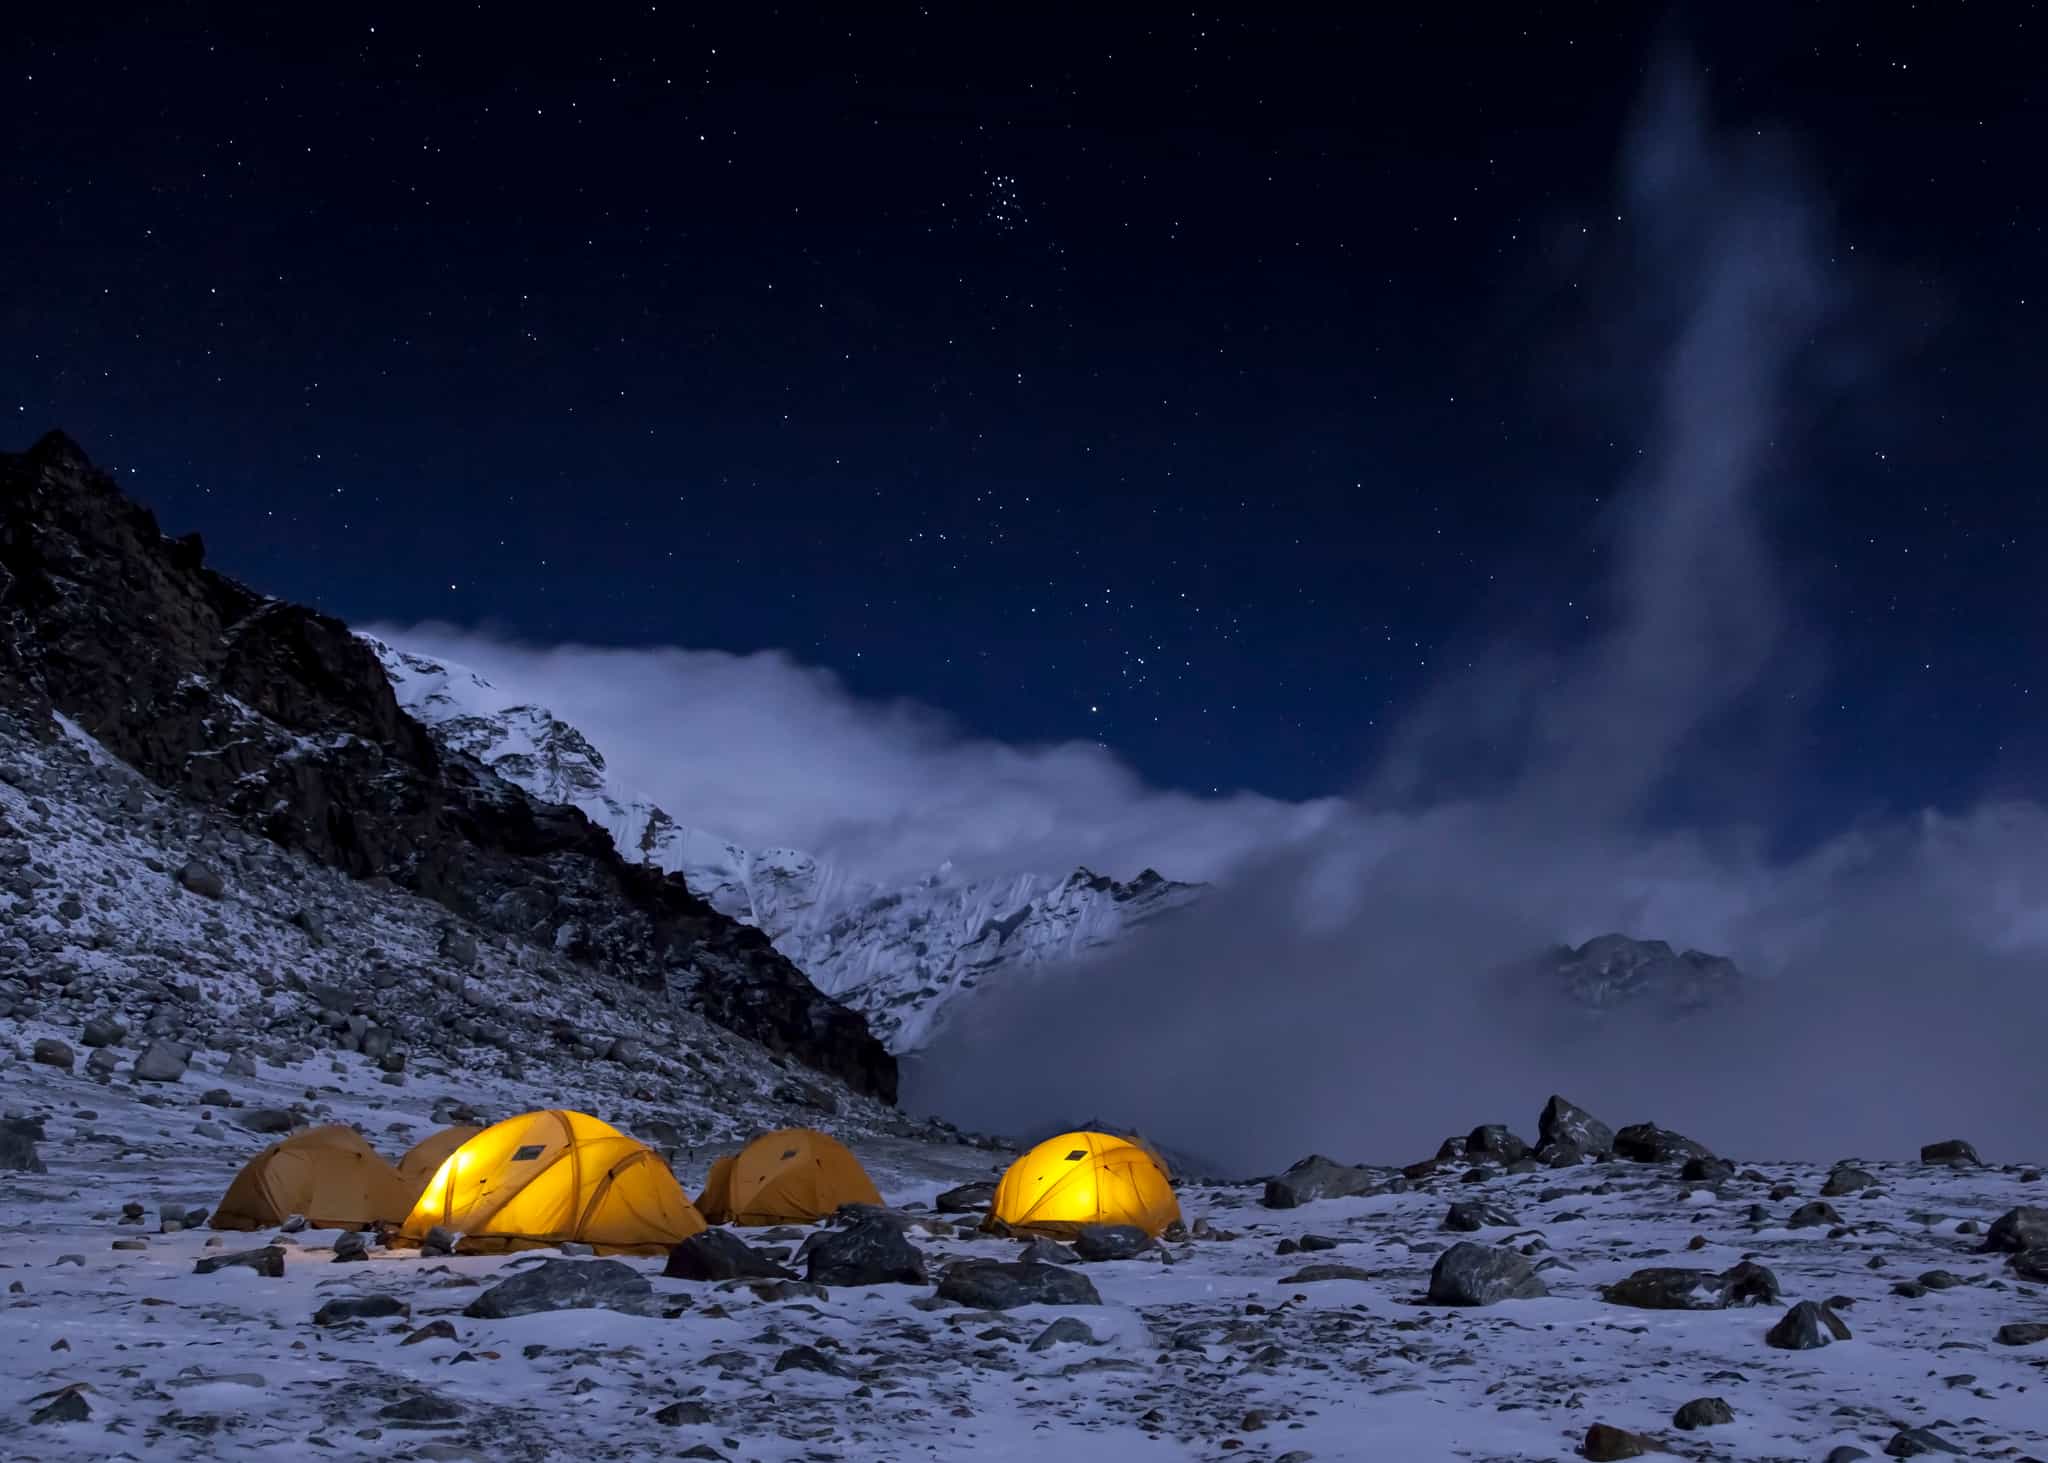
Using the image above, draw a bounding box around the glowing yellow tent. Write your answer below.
[396,1109,706,1254]
[988,1129,1181,1237]
[395,1124,481,1195]
[695,1128,883,1225]
[212,1124,413,1232]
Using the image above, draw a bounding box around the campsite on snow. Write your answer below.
[6,7,2048,1463]
[3,431,2043,1460]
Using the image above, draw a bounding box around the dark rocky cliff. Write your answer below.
[0,431,896,1101]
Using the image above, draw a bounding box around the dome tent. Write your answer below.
[212,1125,413,1232]
[987,1129,1180,1237]
[396,1124,481,1194]
[695,1127,882,1225]
[397,1109,705,1254]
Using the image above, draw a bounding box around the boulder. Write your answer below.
[132,1039,190,1083]
[81,1017,125,1047]
[1920,1139,1981,1166]
[934,1181,997,1214]
[1788,1201,1843,1229]
[1680,1155,1735,1185]
[1600,1262,1780,1310]
[1028,1317,1098,1351]
[1262,1154,1379,1208]
[1072,1225,1152,1261]
[1822,1166,1877,1196]
[1883,1427,1966,1456]
[1995,1322,2048,1347]
[804,1218,928,1287]
[237,1108,296,1134]
[31,1038,74,1070]
[1426,1242,1548,1305]
[1613,1122,1712,1164]
[935,1260,1102,1309]
[379,1393,463,1424]
[1984,1205,2048,1254]
[1538,1094,1615,1156]
[28,1387,92,1425]
[177,861,225,898]
[0,1118,47,1174]
[1017,1236,1079,1265]
[194,1245,285,1278]
[1674,1397,1734,1430]
[664,1229,798,1282]
[2010,1249,2048,1282]
[1281,1263,1375,1284]
[1444,1200,1516,1232]
[1581,1423,1654,1459]
[774,1344,849,1377]
[1465,1125,1528,1162]
[332,1231,369,1262]
[1765,1299,1850,1350]
[313,1293,406,1325]
[463,1259,653,1318]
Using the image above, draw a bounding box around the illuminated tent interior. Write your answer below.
[396,1109,705,1254]
[986,1128,1181,1237]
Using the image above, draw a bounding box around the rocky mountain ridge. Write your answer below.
[366,635,1205,1052]
[0,432,894,1099]
[1530,931,1747,1017]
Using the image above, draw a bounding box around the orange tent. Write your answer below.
[695,1128,882,1225]
[396,1124,481,1194]
[396,1109,705,1254]
[212,1125,413,1231]
[988,1129,1180,1237]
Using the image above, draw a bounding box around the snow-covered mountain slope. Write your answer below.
[366,635,1204,1052]
[1,434,895,1099]
[0,699,917,1160]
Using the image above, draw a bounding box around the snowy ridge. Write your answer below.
[364,636,1203,1052]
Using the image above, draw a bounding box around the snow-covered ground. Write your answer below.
[364,635,1203,1053]
[5,1048,2044,1463]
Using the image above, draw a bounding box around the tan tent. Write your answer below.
[396,1109,705,1255]
[396,1124,481,1194]
[988,1129,1181,1237]
[212,1124,413,1232]
[695,1128,882,1225]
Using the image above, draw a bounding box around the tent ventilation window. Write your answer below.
[1065,1150,1087,1162]
[511,1144,545,1162]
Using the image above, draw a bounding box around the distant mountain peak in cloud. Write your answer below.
[363,634,1205,1051]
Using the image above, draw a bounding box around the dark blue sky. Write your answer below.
[4,4,2041,842]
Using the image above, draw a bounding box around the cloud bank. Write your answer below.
[906,55,2048,1171]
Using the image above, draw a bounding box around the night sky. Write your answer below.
[4,5,2042,846]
